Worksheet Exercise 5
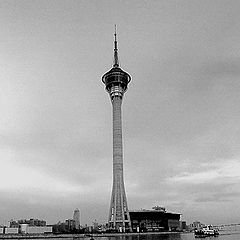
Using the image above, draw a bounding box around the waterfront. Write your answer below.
[91,232,240,240]
[101,232,240,240]
[1,232,240,240]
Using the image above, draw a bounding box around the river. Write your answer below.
[2,232,240,240]
[101,232,240,240]
[102,232,240,240]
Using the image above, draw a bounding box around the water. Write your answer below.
[15,232,240,240]
[102,232,240,240]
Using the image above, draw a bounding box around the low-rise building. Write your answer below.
[20,224,52,234]
[5,228,19,234]
[18,219,46,226]
[20,224,28,234]
[189,221,205,231]
[10,218,46,228]
[28,226,52,234]
[179,221,187,231]
[129,206,181,232]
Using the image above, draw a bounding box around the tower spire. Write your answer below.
[113,25,119,68]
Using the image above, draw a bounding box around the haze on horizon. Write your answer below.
[1,0,240,226]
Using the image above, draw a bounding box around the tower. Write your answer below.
[102,27,132,232]
[73,208,80,230]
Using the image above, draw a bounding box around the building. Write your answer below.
[188,221,205,231]
[52,215,84,234]
[102,27,132,232]
[4,228,19,234]
[20,224,28,234]
[9,220,19,228]
[10,219,46,227]
[93,219,98,231]
[73,208,80,230]
[20,225,52,234]
[8,218,51,235]
[65,219,75,231]
[27,226,52,234]
[179,221,187,231]
[129,207,181,232]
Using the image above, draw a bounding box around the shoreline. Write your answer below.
[0,232,186,239]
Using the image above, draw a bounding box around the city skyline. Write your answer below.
[1,0,240,225]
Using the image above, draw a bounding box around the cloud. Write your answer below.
[170,159,240,183]
[202,58,240,77]
[167,159,240,204]
[0,147,87,195]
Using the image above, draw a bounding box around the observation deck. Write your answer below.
[102,26,131,100]
[102,66,131,99]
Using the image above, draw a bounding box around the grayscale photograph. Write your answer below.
[0,1,240,240]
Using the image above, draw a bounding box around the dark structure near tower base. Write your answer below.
[102,27,132,232]
[129,207,181,232]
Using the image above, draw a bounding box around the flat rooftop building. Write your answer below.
[129,207,181,232]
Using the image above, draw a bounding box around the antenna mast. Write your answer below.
[113,25,119,67]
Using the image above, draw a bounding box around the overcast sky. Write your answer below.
[1,0,240,226]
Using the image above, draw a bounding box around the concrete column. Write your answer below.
[108,96,132,231]
[112,97,123,177]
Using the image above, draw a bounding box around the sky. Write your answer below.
[0,0,240,226]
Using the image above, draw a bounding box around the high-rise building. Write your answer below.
[73,208,80,229]
[102,27,132,232]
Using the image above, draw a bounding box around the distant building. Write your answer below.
[93,220,98,232]
[27,226,52,234]
[86,225,93,233]
[179,221,187,231]
[4,228,19,234]
[73,208,80,230]
[129,207,181,232]
[65,219,75,231]
[9,220,19,228]
[19,224,52,234]
[20,224,28,234]
[10,219,46,227]
[52,214,84,234]
[189,221,205,231]
[97,224,107,233]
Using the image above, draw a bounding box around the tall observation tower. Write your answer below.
[102,27,132,232]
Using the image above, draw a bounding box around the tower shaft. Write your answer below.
[108,96,131,231]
